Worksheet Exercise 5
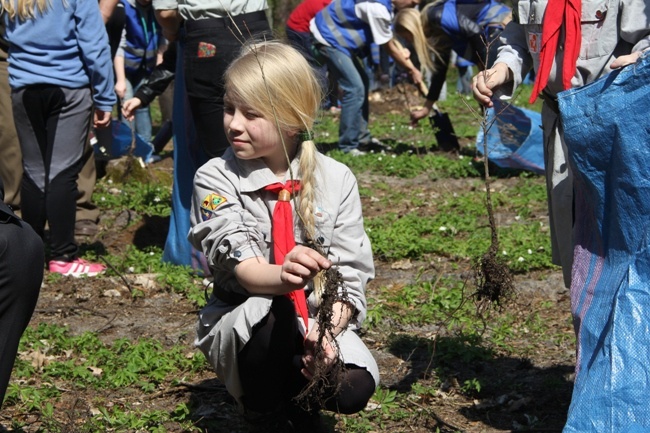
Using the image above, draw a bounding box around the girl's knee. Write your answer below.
[326,367,376,414]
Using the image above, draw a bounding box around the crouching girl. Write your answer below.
[188,41,379,432]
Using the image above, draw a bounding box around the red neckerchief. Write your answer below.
[530,0,581,103]
[264,181,309,330]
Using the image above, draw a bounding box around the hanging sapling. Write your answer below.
[461,37,515,310]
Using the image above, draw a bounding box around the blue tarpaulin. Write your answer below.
[558,52,650,433]
[475,99,545,174]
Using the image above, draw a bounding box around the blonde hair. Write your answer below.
[394,7,437,73]
[1,0,52,20]
[224,40,323,242]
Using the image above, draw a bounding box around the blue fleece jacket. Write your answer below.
[3,0,117,111]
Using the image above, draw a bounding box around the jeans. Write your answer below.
[124,78,153,142]
[285,28,339,109]
[318,45,370,152]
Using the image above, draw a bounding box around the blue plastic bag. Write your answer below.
[558,52,650,433]
[475,99,545,174]
[93,120,154,163]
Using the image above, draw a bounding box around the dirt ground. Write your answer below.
[0,92,576,433]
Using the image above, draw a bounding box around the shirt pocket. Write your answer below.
[579,1,614,60]
[255,218,273,257]
[309,206,336,253]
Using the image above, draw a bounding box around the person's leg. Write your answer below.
[0,210,43,407]
[12,87,52,238]
[74,3,120,235]
[13,86,93,260]
[76,0,121,234]
[543,106,574,288]
[322,366,376,414]
[319,46,365,152]
[0,55,22,210]
[354,55,372,147]
[75,137,100,235]
[237,296,305,413]
[47,89,95,261]
[326,67,340,111]
[162,37,210,272]
[281,365,375,432]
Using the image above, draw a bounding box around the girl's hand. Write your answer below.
[122,98,142,121]
[610,51,641,69]
[281,245,331,291]
[472,62,511,108]
[301,324,338,380]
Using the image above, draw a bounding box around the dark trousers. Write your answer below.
[182,11,272,158]
[238,296,375,415]
[0,203,43,407]
[1,51,99,223]
[12,85,92,260]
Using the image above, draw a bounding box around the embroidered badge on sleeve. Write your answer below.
[200,193,227,221]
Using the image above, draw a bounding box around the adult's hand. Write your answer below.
[610,51,641,69]
[94,110,112,129]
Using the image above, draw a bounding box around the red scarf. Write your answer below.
[264,181,309,330]
[530,0,581,103]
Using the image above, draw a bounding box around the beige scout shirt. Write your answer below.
[152,0,267,21]
[494,0,650,100]
[188,148,375,329]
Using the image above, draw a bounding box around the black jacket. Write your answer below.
[134,41,177,107]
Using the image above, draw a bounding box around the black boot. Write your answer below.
[243,407,293,433]
[285,404,329,433]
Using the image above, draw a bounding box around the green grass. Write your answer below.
[6,323,206,432]
[364,180,553,272]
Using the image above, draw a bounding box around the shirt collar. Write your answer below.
[223,147,303,193]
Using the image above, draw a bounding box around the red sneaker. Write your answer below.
[48,258,106,277]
